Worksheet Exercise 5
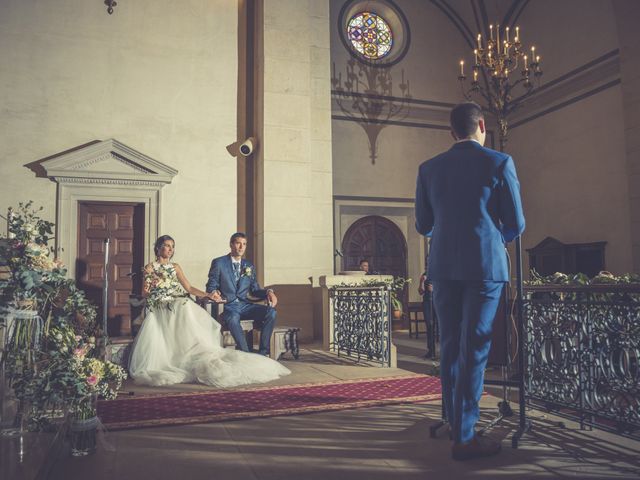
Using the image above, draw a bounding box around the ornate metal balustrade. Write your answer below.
[329,286,392,367]
[523,284,640,438]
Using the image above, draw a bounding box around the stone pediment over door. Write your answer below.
[41,139,178,186]
[40,139,178,278]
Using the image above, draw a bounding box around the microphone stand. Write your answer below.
[102,238,110,361]
[511,235,531,447]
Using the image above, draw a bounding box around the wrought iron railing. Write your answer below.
[329,286,392,367]
[523,284,640,438]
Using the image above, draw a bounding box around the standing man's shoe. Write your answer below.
[451,435,501,461]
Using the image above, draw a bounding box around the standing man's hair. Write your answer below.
[230,232,247,244]
[450,102,484,139]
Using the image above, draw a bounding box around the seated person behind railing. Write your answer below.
[359,258,379,275]
[206,232,278,356]
[128,234,289,387]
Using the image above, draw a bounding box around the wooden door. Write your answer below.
[342,215,408,277]
[341,215,408,327]
[77,202,144,337]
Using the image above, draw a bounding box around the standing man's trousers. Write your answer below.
[432,280,504,444]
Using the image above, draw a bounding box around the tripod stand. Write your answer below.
[511,236,532,447]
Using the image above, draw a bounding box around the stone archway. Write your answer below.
[341,215,407,279]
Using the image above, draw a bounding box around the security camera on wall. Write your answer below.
[239,137,257,157]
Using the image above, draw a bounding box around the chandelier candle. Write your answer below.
[456,23,543,151]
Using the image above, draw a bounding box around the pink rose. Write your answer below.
[86,375,98,386]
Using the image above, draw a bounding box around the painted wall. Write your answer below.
[612,0,640,273]
[330,0,467,198]
[0,0,238,284]
[330,0,637,281]
[508,0,633,275]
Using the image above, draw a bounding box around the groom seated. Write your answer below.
[206,232,278,356]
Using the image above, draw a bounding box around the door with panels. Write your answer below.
[77,202,145,337]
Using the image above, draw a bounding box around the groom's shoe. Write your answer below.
[451,435,501,461]
[258,349,270,357]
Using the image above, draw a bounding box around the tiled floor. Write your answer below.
[4,334,640,479]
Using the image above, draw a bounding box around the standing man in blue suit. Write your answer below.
[206,232,278,356]
[415,102,525,461]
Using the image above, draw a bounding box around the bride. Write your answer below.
[129,235,291,387]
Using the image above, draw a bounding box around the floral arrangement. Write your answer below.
[143,262,187,310]
[0,202,61,311]
[1,202,126,431]
[13,325,126,423]
[526,269,640,286]
[335,275,411,312]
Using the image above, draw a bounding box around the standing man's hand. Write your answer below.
[267,289,278,308]
[418,274,427,295]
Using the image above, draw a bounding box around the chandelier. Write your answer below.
[457,24,542,151]
[331,59,411,164]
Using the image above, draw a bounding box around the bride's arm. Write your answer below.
[173,263,210,299]
[142,263,154,297]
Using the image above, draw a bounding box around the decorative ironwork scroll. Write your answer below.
[524,285,640,438]
[329,286,392,367]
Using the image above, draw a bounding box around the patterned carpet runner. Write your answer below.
[97,374,442,430]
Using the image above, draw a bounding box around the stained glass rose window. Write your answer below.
[347,12,393,60]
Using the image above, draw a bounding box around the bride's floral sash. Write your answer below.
[144,262,188,311]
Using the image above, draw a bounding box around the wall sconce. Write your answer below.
[105,0,118,15]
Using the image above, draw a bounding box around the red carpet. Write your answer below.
[97,374,442,430]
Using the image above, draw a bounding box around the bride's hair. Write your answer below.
[154,235,175,258]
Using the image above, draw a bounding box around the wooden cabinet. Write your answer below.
[527,237,606,277]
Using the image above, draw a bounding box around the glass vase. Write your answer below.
[69,397,98,457]
[2,307,42,436]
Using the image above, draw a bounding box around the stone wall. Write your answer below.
[0,0,238,283]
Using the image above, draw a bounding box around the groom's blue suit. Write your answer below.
[415,140,525,444]
[206,254,276,354]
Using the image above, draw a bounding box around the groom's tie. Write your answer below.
[233,262,241,282]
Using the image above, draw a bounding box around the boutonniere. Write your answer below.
[242,266,252,277]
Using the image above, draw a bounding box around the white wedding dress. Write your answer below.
[128,262,291,388]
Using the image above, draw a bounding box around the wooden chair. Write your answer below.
[198,299,256,350]
[408,300,439,359]
[408,302,426,338]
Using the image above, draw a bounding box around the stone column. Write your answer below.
[255,0,333,341]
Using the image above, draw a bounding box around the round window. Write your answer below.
[338,0,410,67]
[347,12,393,60]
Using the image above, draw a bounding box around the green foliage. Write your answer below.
[334,275,412,312]
[527,269,640,286]
[1,202,126,429]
